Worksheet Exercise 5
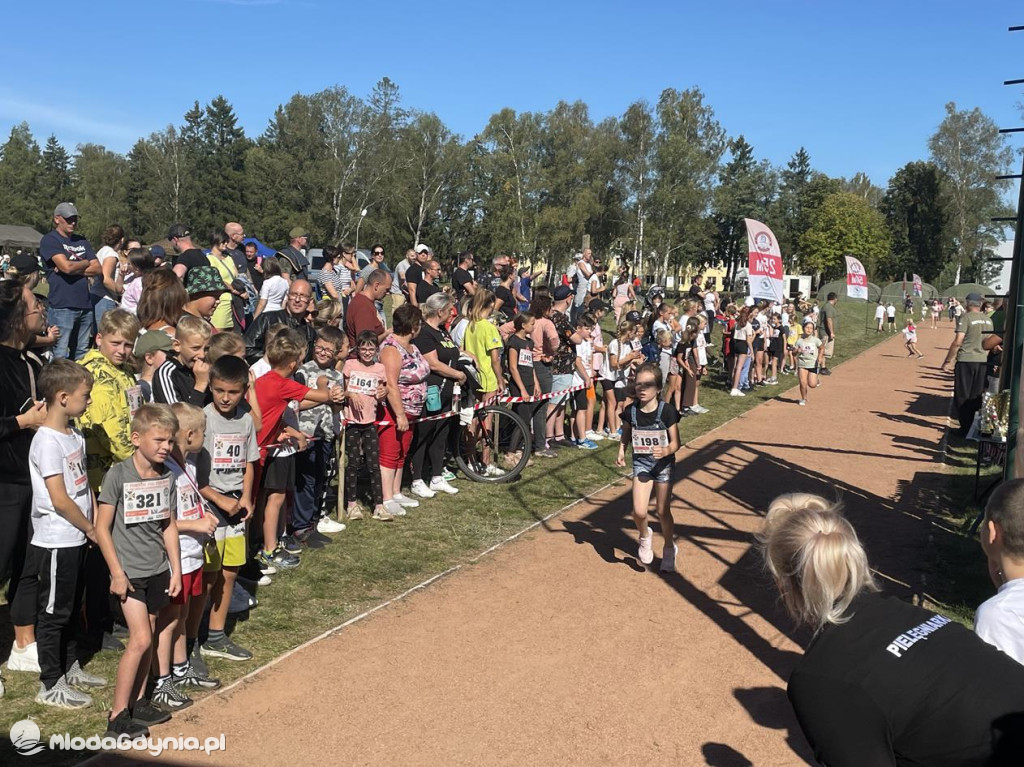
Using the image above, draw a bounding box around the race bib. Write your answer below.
[632,428,668,455]
[122,478,171,525]
[68,447,88,491]
[630,339,642,353]
[126,386,144,417]
[518,348,534,368]
[213,433,246,470]
[176,476,202,521]
[347,370,379,396]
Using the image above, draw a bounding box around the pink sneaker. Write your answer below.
[637,529,654,565]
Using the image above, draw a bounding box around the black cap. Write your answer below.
[168,224,191,240]
[588,299,608,312]
[625,310,642,323]
[10,252,40,275]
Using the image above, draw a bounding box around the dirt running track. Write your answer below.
[96,329,957,767]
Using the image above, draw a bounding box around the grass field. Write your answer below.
[0,299,899,763]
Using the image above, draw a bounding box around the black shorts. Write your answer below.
[125,569,171,614]
[572,389,587,411]
[263,453,296,491]
[733,340,749,355]
[614,386,628,403]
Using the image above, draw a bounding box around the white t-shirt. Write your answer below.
[91,245,121,300]
[259,275,289,312]
[975,578,1024,666]
[607,339,631,387]
[887,304,897,318]
[572,339,593,387]
[166,454,206,575]
[29,426,92,548]
[589,274,602,296]
[451,317,469,350]
[703,291,716,312]
[875,304,886,320]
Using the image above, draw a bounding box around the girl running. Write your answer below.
[616,362,682,572]
[794,320,824,406]
[903,319,923,358]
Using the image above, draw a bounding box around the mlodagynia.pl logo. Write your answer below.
[9,718,226,757]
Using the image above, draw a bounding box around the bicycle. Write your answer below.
[453,389,532,483]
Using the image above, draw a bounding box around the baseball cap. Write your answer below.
[168,224,191,240]
[625,310,642,323]
[965,292,984,305]
[54,202,79,219]
[289,226,309,239]
[185,265,225,297]
[553,285,573,301]
[133,329,173,357]
[149,245,166,260]
[415,244,433,254]
[10,252,40,275]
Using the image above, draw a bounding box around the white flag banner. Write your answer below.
[744,218,784,303]
[845,255,869,300]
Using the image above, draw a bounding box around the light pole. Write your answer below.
[355,208,367,252]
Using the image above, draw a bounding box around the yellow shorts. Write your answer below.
[203,520,247,571]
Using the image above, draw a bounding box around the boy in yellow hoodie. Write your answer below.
[78,308,141,652]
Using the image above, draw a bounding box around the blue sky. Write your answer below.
[2,0,1022,187]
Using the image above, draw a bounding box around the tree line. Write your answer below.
[0,78,1014,286]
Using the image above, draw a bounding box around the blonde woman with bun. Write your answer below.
[759,493,1024,766]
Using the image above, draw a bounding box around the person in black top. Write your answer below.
[276,227,310,279]
[452,251,477,302]
[759,493,1024,767]
[493,265,516,320]
[168,224,210,283]
[243,279,317,363]
[415,260,442,305]
[0,282,50,688]
[408,292,465,497]
[405,245,432,307]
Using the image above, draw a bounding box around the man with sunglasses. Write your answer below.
[243,279,317,364]
[39,202,101,360]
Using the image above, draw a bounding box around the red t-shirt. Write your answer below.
[345,292,385,348]
[254,370,310,457]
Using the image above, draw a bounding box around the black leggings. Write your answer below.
[0,483,36,627]
[345,424,383,507]
[410,410,454,482]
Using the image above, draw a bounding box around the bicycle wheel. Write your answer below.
[455,404,531,483]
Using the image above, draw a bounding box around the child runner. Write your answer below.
[903,319,923,359]
[134,330,173,404]
[343,331,391,521]
[94,404,181,736]
[571,313,597,449]
[616,363,682,572]
[794,320,825,407]
[29,361,107,709]
[508,313,548,458]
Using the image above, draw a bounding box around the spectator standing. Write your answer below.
[40,202,101,360]
[817,292,838,376]
[941,292,993,436]
[344,270,392,349]
[392,248,415,309]
[276,227,310,279]
[452,251,477,302]
[244,279,317,364]
[416,260,443,305]
[91,224,126,326]
[569,249,594,323]
[206,230,244,332]
[549,285,583,447]
[405,245,432,307]
[168,225,209,283]
[223,223,248,273]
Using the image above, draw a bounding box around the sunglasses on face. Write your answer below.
[373,251,384,256]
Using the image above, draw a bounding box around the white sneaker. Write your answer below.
[317,516,346,534]
[409,480,436,499]
[384,499,408,517]
[798,400,806,406]
[257,574,272,586]
[729,388,745,397]
[484,464,507,478]
[7,641,40,673]
[637,529,654,565]
[392,493,420,508]
[429,477,459,495]
[35,676,91,709]
[691,405,709,414]
[585,430,605,441]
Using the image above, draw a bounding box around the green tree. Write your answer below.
[840,171,884,208]
[711,136,777,285]
[126,126,189,242]
[0,123,44,230]
[72,144,130,243]
[649,87,726,283]
[880,161,949,282]
[198,96,249,234]
[928,102,1014,284]
[398,112,465,247]
[799,191,890,280]
[618,100,656,269]
[40,135,72,208]
[773,147,813,264]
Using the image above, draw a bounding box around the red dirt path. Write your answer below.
[100,329,955,767]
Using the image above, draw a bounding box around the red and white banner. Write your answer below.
[844,255,869,300]
[744,218,784,303]
[912,273,923,297]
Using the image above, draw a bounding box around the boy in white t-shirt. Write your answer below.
[571,313,597,449]
[29,360,108,708]
[976,479,1024,666]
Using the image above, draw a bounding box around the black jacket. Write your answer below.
[153,355,208,406]
[244,310,316,364]
[276,246,309,280]
[0,345,43,485]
